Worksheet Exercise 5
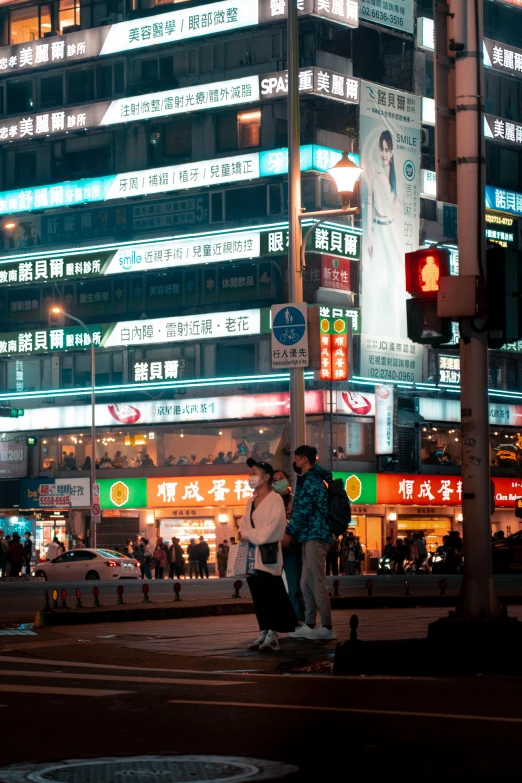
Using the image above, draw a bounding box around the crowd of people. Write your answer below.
[0,530,34,577]
[60,449,156,471]
[124,534,227,580]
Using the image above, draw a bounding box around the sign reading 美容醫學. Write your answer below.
[0,1,359,78]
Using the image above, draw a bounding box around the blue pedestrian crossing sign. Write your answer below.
[271,303,309,369]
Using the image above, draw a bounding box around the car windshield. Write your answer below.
[97,549,126,559]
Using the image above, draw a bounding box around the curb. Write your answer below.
[33,595,522,627]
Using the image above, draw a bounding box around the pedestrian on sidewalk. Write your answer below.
[133,535,145,578]
[7,533,24,577]
[198,535,210,578]
[240,458,297,652]
[0,529,8,577]
[326,537,340,576]
[46,536,61,562]
[187,538,199,579]
[341,531,360,575]
[153,543,167,579]
[283,445,336,641]
[174,538,185,578]
[167,537,176,579]
[217,543,228,578]
[142,538,153,579]
[23,531,32,575]
[274,469,305,627]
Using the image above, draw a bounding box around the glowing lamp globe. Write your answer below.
[328,152,363,206]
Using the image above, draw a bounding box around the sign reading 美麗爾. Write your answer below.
[0,309,262,358]
[484,114,522,148]
[271,303,309,369]
[483,38,522,78]
[0,2,258,76]
[2,392,326,434]
[0,1,359,79]
[0,70,358,147]
[260,67,359,104]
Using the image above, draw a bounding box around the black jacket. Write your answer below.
[23,538,32,558]
[198,541,210,560]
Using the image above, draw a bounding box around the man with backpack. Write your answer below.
[283,445,338,641]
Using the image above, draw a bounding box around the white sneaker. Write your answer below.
[248,630,268,650]
[307,626,337,641]
[288,624,315,639]
[260,630,280,652]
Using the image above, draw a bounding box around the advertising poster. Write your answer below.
[359,81,421,358]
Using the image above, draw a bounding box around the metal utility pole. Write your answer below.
[287,0,306,452]
[453,0,500,618]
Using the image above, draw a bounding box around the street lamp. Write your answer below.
[328,152,364,209]
[51,307,97,547]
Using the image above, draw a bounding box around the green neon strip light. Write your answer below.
[0,372,315,402]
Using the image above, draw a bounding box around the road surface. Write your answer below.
[2,574,522,624]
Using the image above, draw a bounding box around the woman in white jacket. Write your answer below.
[238,458,297,652]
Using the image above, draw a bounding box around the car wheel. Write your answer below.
[35,570,47,581]
[86,570,100,580]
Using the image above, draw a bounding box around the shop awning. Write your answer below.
[398,409,425,425]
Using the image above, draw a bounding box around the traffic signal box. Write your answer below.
[0,407,24,418]
[405,248,452,345]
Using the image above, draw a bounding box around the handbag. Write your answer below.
[250,502,279,565]
[226,541,256,578]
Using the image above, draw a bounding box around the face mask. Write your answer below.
[293,462,302,475]
[248,475,261,489]
[274,479,288,494]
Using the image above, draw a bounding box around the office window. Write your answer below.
[59,0,80,33]
[10,4,51,45]
[14,151,37,189]
[238,110,261,149]
[211,192,224,223]
[134,57,158,83]
[6,80,34,114]
[217,112,237,152]
[67,68,95,103]
[40,74,64,109]
[163,117,192,160]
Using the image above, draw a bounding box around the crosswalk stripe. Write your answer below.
[167,700,522,724]
[0,655,214,675]
[1,670,252,687]
[2,685,132,696]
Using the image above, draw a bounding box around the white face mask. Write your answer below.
[248,475,261,488]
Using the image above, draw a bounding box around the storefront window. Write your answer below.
[10,4,51,45]
[159,518,216,563]
[422,425,522,471]
[163,422,284,468]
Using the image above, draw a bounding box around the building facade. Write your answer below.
[0,0,520,568]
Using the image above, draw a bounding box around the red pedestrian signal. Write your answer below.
[405,248,450,297]
[515,498,522,519]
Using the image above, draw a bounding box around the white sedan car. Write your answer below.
[34,548,140,581]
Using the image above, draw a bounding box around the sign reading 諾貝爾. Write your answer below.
[0,309,263,358]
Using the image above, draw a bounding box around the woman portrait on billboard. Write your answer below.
[363,128,406,338]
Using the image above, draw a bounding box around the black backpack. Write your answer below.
[324,477,351,536]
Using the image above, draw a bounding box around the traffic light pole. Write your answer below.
[454,0,499,619]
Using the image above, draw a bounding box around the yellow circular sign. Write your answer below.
[333,318,345,333]
[110,481,129,508]
[345,474,362,503]
[320,318,330,333]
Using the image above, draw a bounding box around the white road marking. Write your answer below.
[0,655,214,675]
[2,685,131,696]
[167,700,522,724]
[2,669,252,686]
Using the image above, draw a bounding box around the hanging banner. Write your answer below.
[374,384,396,455]
[359,81,421,342]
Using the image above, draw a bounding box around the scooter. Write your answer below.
[377,555,395,574]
